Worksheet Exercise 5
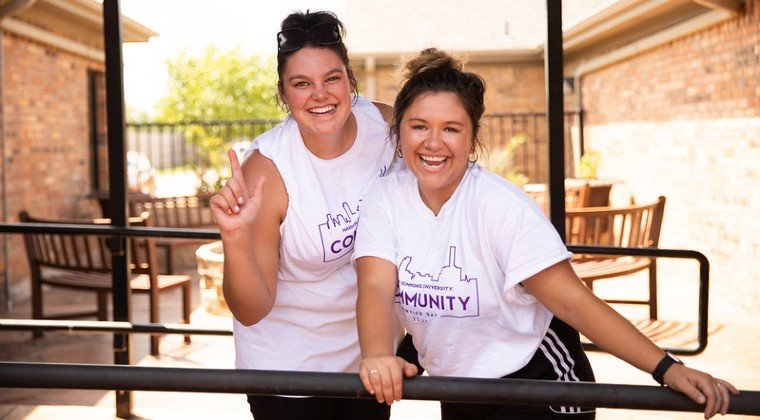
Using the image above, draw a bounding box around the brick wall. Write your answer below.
[355,60,546,114]
[576,1,760,310]
[2,31,103,304]
[354,59,552,179]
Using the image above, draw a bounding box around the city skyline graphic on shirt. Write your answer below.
[314,164,387,263]
[318,201,359,262]
[396,246,480,320]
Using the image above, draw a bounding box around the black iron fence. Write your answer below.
[480,111,580,183]
[127,119,281,170]
[126,112,581,184]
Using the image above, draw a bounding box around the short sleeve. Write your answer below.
[494,198,572,293]
[352,180,397,265]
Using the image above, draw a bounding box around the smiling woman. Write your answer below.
[207,9,414,420]
[278,47,357,158]
[397,92,473,214]
[389,49,486,215]
[353,48,739,420]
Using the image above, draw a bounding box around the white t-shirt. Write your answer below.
[234,97,402,373]
[353,164,572,378]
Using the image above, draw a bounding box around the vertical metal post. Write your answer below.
[578,108,585,158]
[0,29,8,312]
[87,71,100,192]
[545,0,566,240]
[102,0,133,417]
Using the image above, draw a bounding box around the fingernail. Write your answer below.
[238,197,244,204]
[233,206,240,212]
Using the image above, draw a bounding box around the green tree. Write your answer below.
[158,46,282,121]
[157,46,284,193]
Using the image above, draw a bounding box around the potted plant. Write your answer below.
[569,150,613,207]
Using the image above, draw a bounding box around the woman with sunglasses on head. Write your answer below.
[209,10,416,420]
[353,48,738,419]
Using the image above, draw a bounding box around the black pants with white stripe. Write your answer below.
[441,316,596,420]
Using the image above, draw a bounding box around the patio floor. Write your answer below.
[0,255,758,419]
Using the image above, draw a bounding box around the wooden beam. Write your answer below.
[693,0,742,14]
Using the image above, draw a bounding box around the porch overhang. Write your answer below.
[0,0,156,61]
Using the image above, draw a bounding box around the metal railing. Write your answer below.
[568,246,709,355]
[0,362,758,415]
[0,319,232,336]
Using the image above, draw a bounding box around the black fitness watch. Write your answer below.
[652,352,683,386]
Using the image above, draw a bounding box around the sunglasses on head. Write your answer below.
[277,22,342,53]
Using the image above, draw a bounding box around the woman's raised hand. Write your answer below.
[209,149,265,235]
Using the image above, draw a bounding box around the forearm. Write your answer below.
[221,230,277,326]
[356,257,399,357]
[560,289,665,374]
[526,261,665,375]
[357,284,397,357]
[525,262,737,418]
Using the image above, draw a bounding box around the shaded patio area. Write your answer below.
[1,258,758,419]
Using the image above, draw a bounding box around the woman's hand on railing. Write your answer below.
[210,149,265,236]
[359,356,418,406]
[664,364,739,418]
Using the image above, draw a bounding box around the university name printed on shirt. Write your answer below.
[396,246,480,323]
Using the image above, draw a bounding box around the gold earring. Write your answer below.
[468,148,478,164]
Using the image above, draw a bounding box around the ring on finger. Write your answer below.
[368,368,379,375]
[716,381,722,388]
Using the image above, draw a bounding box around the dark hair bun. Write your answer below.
[402,48,463,81]
[390,47,487,160]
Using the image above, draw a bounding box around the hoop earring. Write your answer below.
[283,103,290,113]
[468,136,482,163]
[396,145,403,158]
[468,146,478,164]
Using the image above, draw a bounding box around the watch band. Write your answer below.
[652,352,683,385]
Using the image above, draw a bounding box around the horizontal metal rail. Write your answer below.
[566,246,708,261]
[0,224,703,258]
[0,362,758,415]
[568,245,708,356]
[0,222,220,240]
[0,319,231,336]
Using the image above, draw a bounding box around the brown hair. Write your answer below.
[276,11,357,103]
[390,48,486,157]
